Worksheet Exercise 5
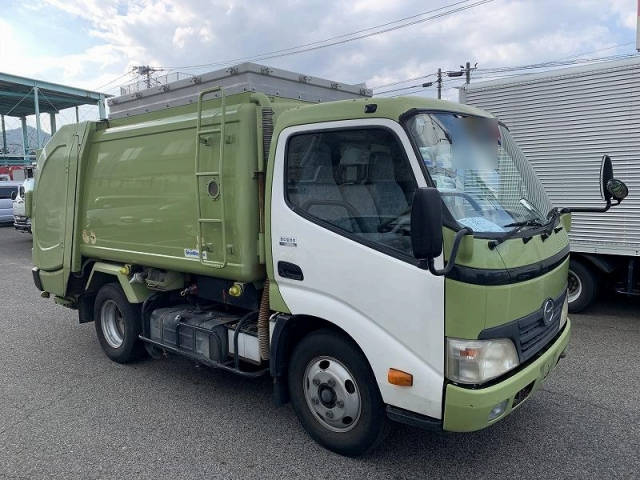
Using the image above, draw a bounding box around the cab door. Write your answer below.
[270,119,445,419]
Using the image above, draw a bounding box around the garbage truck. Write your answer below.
[29,63,628,456]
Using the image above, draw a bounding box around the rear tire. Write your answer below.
[288,329,386,457]
[568,260,598,313]
[94,283,145,363]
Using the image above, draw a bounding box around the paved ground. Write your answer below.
[0,226,638,479]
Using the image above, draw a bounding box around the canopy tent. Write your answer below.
[0,72,109,165]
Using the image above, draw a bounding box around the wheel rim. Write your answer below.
[568,269,582,304]
[303,356,362,433]
[101,300,125,349]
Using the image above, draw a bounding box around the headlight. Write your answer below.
[446,338,519,384]
[559,296,568,329]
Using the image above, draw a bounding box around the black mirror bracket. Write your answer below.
[424,227,473,277]
[561,198,612,214]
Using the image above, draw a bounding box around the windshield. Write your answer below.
[406,112,553,235]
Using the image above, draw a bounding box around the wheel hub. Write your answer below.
[568,269,583,304]
[319,385,337,408]
[303,356,361,433]
[101,299,125,349]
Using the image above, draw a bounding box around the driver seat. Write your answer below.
[367,151,409,217]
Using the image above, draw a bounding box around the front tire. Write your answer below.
[94,283,145,363]
[568,260,598,313]
[288,329,386,456]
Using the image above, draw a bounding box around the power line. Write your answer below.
[94,69,135,91]
[476,52,637,74]
[162,0,497,71]
[375,47,637,95]
[371,73,436,90]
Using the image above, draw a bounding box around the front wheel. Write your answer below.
[288,329,386,456]
[94,283,145,363]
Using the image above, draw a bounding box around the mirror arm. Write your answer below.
[561,198,612,214]
[425,227,473,276]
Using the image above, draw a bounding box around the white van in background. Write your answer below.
[12,178,34,233]
[0,182,21,225]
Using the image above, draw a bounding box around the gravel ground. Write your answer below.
[0,226,638,479]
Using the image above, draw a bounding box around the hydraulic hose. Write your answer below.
[258,279,270,360]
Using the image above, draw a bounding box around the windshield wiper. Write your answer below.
[488,219,544,249]
[503,219,544,228]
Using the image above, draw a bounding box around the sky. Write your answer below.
[0,0,638,131]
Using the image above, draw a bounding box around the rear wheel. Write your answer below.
[288,329,385,456]
[94,283,145,363]
[568,260,598,313]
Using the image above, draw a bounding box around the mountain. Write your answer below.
[1,126,51,154]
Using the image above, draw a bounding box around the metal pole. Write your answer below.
[437,68,442,99]
[49,112,57,135]
[637,0,640,52]
[465,61,471,84]
[0,114,6,154]
[33,86,41,149]
[98,94,106,120]
[20,116,29,160]
[75,106,80,123]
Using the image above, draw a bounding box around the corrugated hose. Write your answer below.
[258,279,270,360]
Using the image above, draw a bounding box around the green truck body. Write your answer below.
[33,93,303,296]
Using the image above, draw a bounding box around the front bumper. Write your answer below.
[13,216,31,232]
[443,318,571,432]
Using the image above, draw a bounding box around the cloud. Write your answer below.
[5,0,638,99]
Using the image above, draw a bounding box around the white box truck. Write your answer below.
[461,56,640,311]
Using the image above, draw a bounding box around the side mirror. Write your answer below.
[10,191,17,201]
[606,178,628,202]
[563,155,629,214]
[411,187,443,260]
[600,154,628,203]
[600,155,614,201]
[411,187,472,276]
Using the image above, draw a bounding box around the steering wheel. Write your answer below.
[378,210,411,234]
[439,191,484,214]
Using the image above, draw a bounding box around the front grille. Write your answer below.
[517,294,564,361]
[479,289,567,363]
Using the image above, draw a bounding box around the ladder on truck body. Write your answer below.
[194,86,227,268]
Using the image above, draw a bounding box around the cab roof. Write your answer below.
[274,95,494,131]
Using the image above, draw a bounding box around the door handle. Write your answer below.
[278,261,304,281]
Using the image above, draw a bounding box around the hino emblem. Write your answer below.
[542,299,555,325]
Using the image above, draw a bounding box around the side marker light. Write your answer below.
[388,368,413,387]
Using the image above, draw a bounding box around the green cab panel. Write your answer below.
[445,227,570,339]
[443,319,571,432]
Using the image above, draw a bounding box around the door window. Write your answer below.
[285,128,417,256]
[0,186,18,199]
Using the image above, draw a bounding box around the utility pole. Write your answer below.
[637,0,640,52]
[437,68,442,99]
[133,65,162,89]
[465,61,471,84]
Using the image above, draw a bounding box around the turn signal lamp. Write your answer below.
[388,368,413,387]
